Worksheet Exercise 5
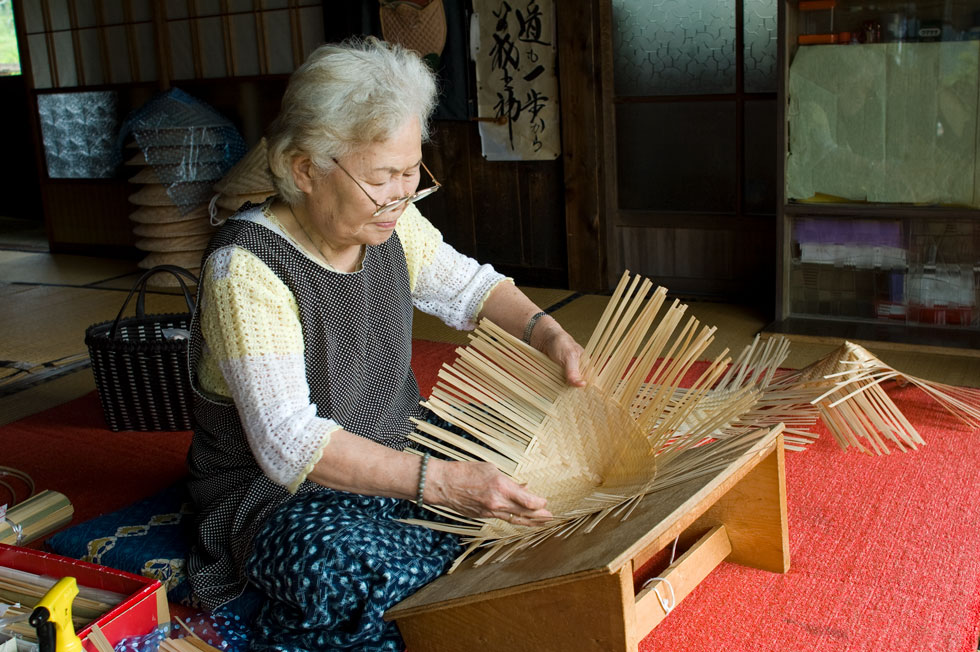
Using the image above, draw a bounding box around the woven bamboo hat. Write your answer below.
[380,0,447,58]
[136,262,202,288]
[128,167,163,184]
[403,272,783,570]
[139,250,204,271]
[215,192,272,212]
[125,145,228,167]
[135,233,213,253]
[131,216,214,238]
[129,205,209,224]
[214,137,275,197]
[129,184,174,207]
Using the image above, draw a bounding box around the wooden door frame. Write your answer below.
[555,0,614,292]
[564,0,779,299]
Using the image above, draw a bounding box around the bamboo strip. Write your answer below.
[435,367,545,431]
[0,490,74,546]
[410,420,518,474]
[583,271,640,369]
[453,349,556,415]
[467,339,564,399]
[426,394,534,447]
[597,291,674,392]
[421,400,528,460]
[478,320,566,384]
[582,270,632,359]
[87,623,115,652]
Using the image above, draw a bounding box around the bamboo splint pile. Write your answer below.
[158,620,222,652]
[0,565,124,643]
[403,271,797,568]
[0,490,74,547]
[769,341,980,454]
[160,638,222,652]
[403,270,980,565]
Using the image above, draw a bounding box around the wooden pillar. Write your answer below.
[555,0,609,292]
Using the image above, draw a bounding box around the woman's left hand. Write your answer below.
[476,284,586,387]
[531,317,586,387]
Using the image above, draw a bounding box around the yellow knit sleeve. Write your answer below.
[197,246,302,396]
[396,204,443,292]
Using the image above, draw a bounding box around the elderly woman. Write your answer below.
[186,38,583,651]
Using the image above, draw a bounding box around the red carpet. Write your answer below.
[0,339,460,528]
[1,339,978,651]
[638,382,980,652]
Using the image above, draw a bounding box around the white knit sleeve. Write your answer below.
[396,205,509,330]
[200,246,341,492]
[412,241,510,330]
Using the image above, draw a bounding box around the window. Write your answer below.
[0,0,20,75]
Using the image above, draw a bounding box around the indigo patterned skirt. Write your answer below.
[245,490,460,651]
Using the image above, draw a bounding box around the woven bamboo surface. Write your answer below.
[213,137,275,196]
[129,184,176,207]
[406,273,783,565]
[215,192,273,212]
[130,205,209,224]
[132,218,215,239]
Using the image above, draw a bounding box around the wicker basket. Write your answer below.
[85,265,198,432]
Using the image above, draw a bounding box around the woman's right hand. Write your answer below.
[424,458,553,527]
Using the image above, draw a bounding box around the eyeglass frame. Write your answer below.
[331,157,441,217]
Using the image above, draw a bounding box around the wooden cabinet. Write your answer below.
[770,0,980,352]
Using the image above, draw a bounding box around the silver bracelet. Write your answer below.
[416,452,431,507]
[522,311,547,344]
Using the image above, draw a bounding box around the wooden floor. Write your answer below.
[1,248,978,427]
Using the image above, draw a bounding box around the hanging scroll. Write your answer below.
[472,0,561,161]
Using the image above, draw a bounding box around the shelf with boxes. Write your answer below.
[785,210,979,329]
[773,0,980,351]
[795,0,980,46]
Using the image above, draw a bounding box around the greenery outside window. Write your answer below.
[0,0,20,75]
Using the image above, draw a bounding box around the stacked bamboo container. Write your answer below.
[208,137,276,225]
[125,145,226,284]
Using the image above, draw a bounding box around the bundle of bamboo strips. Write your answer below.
[0,565,123,643]
[403,271,795,568]
[403,272,980,565]
[0,491,73,547]
[770,341,980,454]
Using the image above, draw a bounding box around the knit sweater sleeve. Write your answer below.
[198,245,340,491]
[396,205,510,330]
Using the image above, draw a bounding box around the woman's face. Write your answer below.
[297,117,424,250]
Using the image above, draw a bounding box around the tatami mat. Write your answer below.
[0,284,192,393]
[0,217,48,252]
[1,251,977,426]
[0,251,139,286]
[89,271,193,294]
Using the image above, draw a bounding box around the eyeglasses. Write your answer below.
[331,158,441,217]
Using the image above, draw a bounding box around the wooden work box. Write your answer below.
[386,426,789,651]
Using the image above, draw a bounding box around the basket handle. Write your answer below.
[108,265,199,339]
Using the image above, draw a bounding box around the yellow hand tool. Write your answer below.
[28,576,83,652]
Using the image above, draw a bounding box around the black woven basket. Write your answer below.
[85,265,199,432]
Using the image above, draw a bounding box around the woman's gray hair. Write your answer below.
[267,37,438,205]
